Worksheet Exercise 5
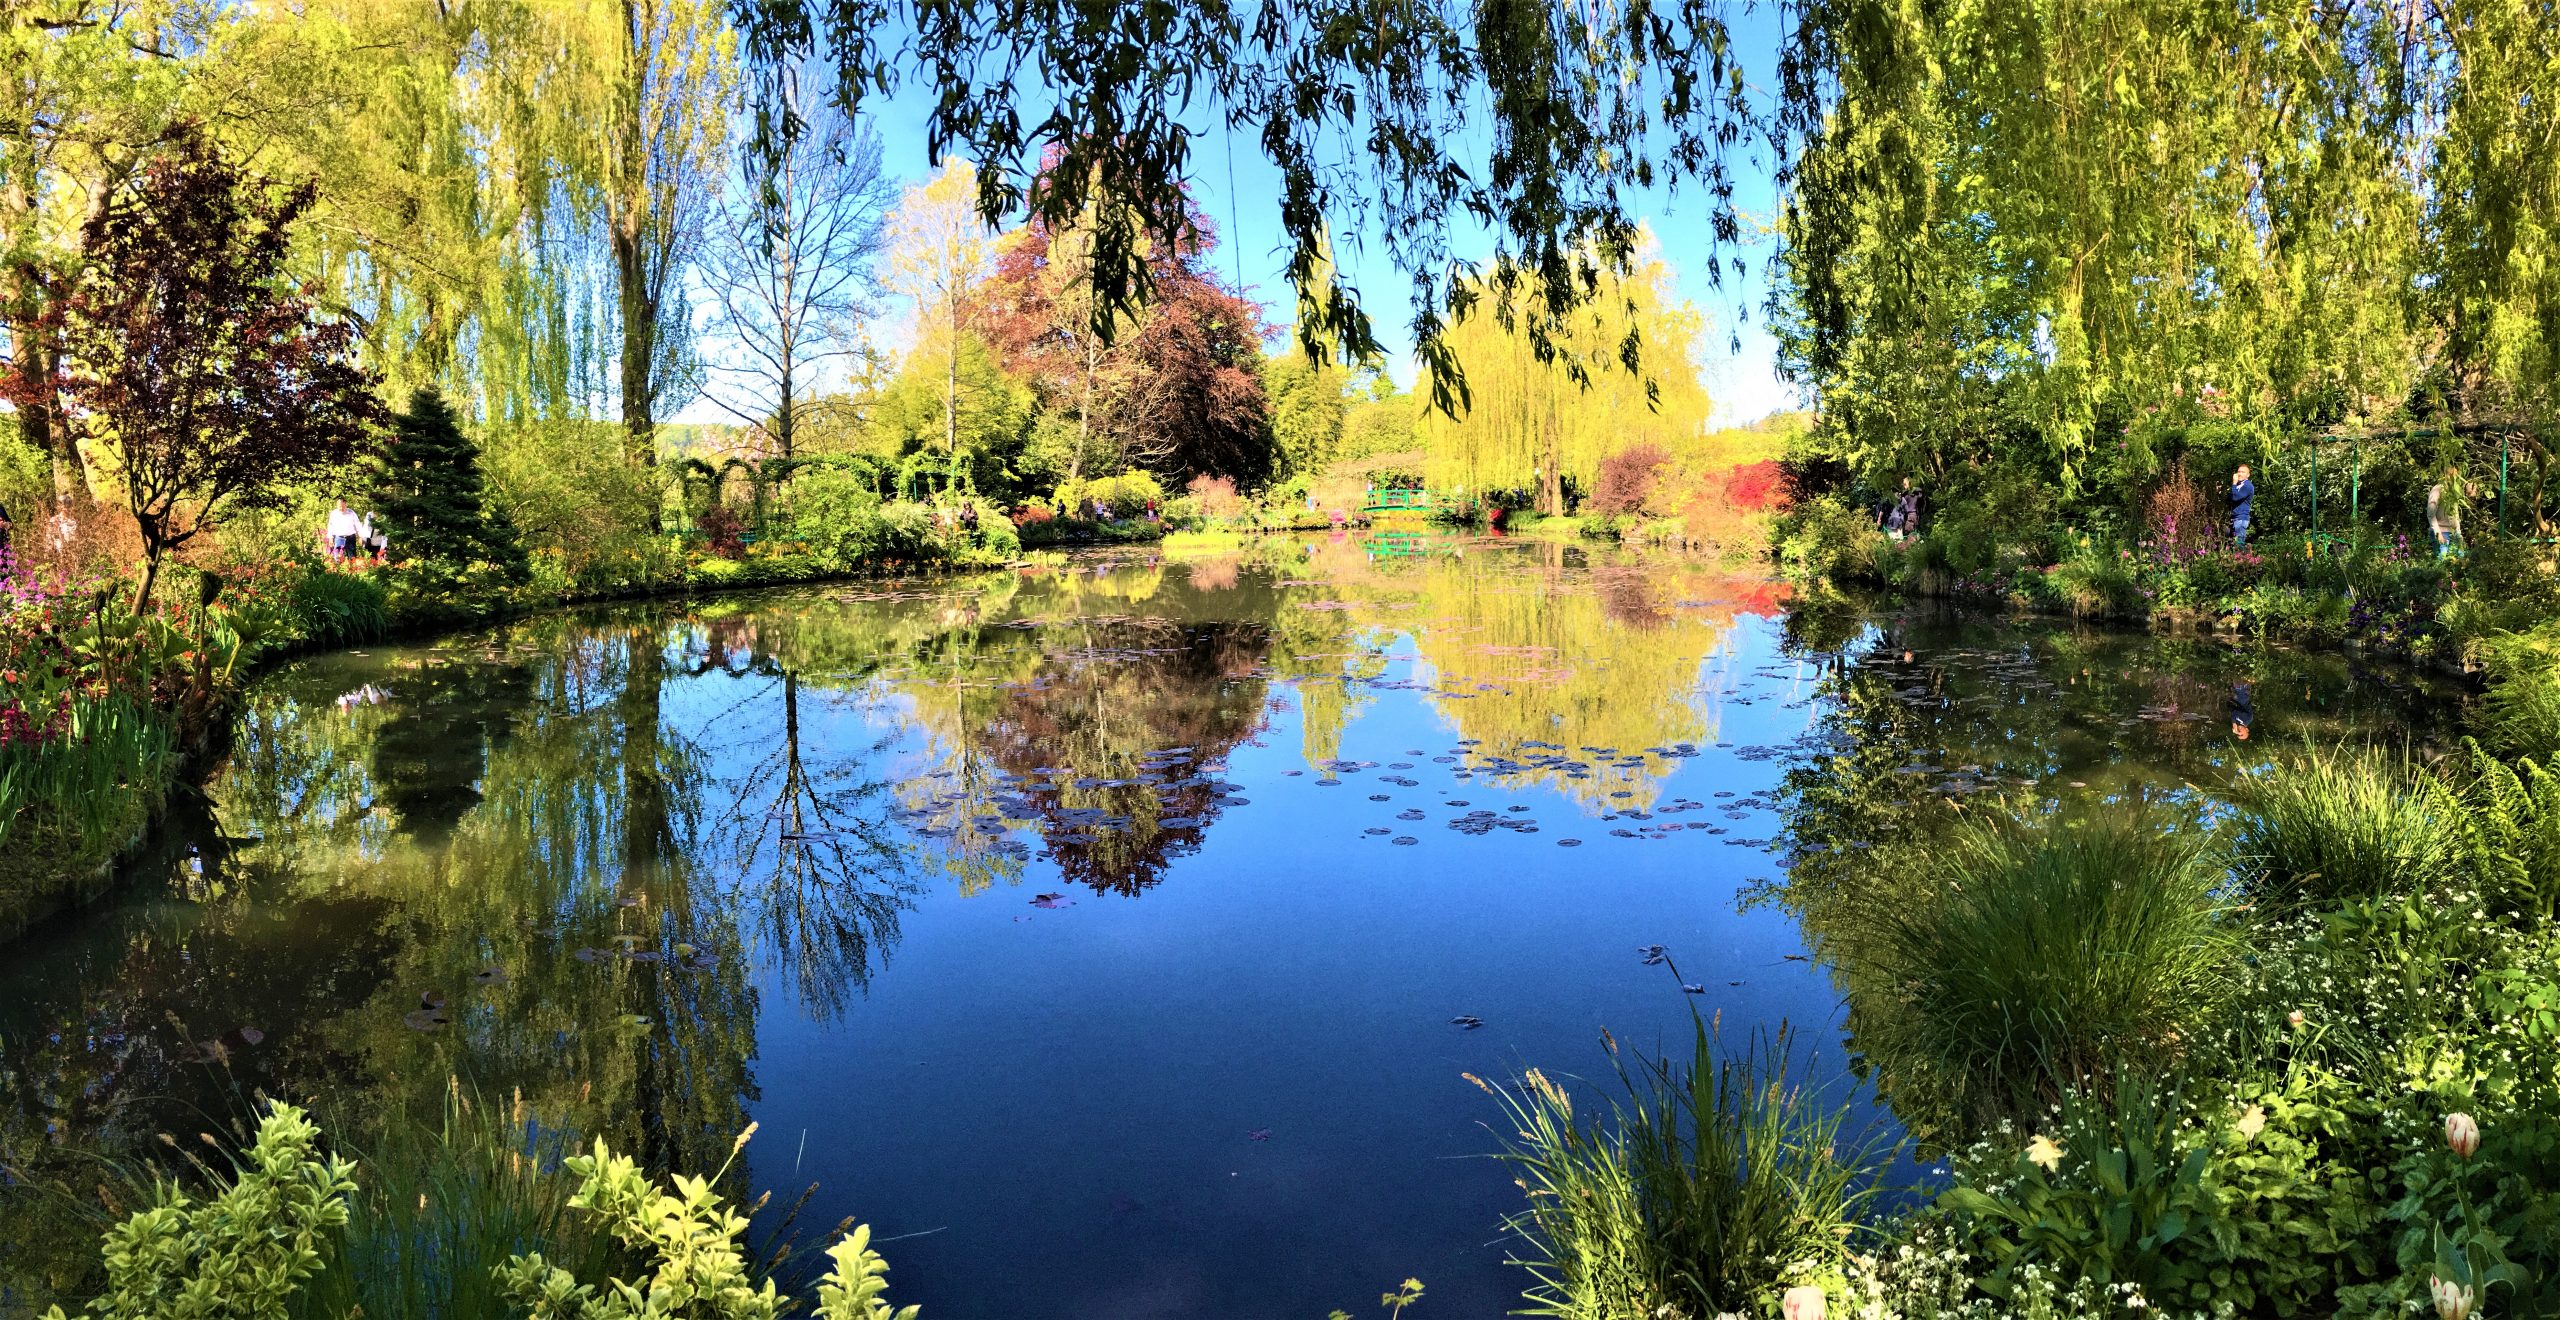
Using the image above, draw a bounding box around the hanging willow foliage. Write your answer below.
[1767,0,2560,491]
[729,0,1755,410]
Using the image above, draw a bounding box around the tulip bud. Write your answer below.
[1781,1286,1827,1320]
[2430,1275,2475,1320]
[2445,1112,2479,1160]
[2286,1010,2305,1029]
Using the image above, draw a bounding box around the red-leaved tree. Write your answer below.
[983,188,1271,487]
[40,128,382,607]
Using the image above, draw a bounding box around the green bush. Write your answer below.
[1773,494,1884,588]
[41,1103,356,1320]
[2450,740,2560,921]
[283,568,389,647]
[1845,812,2236,1132]
[2224,749,2460,907]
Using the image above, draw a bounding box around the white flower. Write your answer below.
[2445,1112,2480,1160]
[1781,1286,1827,1320]
[2430,1275,2475,1320]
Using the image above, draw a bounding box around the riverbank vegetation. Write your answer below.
[1493,733,2560,1318]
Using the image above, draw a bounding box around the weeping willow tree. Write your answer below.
[1771,0,2560,493]
[1419,240,1713,513]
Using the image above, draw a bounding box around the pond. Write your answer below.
[0,535,2470,1318]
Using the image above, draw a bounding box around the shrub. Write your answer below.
[40,1102,357,1320]
[495,1134,916,1320]
[1184,473,1247,520]
[2224,748,2461,907]
[698,504,746,558]
[1589,443,1668,516]
[1482,1015,1881,1319]
[1845,811,2235,1132]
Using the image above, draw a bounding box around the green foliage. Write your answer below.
[2450,740,2560,922]
[1844,812,2235,1134]
[495,1136,917,1320]
[2478,624,2560,762]
[369,387,530,583]
[2224,749,2461,908]
[41,1103,356,1320]
[280,568,389,648]
[866,331,1034,496]
[1483,1016,1881,1319]
[1052,472,1164,519]
[292,1088,613,1320]
[1770,494,1883,591]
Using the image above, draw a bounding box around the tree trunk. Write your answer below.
[943,310,959,471]
[614,0,661,531]
[4,154,74,503]
[776,360,795,460]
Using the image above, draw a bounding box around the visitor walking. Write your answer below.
[324,498,362,561]
[2428,466,2467,559]
[1882,477,1922,542]
[2229,465,2255,547]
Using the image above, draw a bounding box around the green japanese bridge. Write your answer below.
[1362,488,1450,514]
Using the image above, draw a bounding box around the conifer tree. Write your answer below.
[371,386,528,583]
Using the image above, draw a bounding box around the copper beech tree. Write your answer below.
[40,129,382,608]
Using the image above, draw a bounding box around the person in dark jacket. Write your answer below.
[2229,464,2255,547]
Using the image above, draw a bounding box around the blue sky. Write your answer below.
[683,11,1801,428]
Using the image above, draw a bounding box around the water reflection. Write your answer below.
[0,541,2467,1318]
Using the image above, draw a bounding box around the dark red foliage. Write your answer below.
[698,504,747,557]
[36,127,382,604]
[1591,443,1670,515]
[982,189,1272,486]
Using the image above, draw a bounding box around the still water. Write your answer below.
[0,535,2467,1317]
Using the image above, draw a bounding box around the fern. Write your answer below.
[2454,739,2560,920]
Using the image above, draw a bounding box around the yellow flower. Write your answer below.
[2026,1134,2064,1171]
[2235,1105,2267,1141]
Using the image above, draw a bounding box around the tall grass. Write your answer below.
[286,567,391,647]
[0,692,174,856]
[289,1083,612,1320]
[1846,811,2235,1133]
[1481,1012,1884,1318]
[2224,747,2459,907]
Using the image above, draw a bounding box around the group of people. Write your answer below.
[322,498,387,564]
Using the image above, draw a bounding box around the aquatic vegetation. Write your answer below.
[1480,1014,1883,1319]
[2224,747,2460,908]
[1843,812,2236,1134]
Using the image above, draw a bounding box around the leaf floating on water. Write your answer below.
[1248,1128,1272,1142]
[1448,1016,1483,1029]
[673,943,698,959]
[617,894,645,909]
[403,1009,449,1032]
[419,990,446,1009]
[472,967,508,986]
[1681,983,1706,994]
[1363,828,1391,836]
[1558,839,1583,847]
[1030,893,1075,909]
[1391,836,1419,846]
[571,947,604,963]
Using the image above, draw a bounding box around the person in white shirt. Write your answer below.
[324,499,362,560]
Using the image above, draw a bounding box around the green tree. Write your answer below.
[865,330,1030,494]
[370,386,530,581]
[1263,351,1347,483]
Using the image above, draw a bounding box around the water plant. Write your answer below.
[2224,747,2460,907]
[1478,1011,1883,1319]
[1844,811,2236,1133]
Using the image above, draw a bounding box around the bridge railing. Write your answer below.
[1364,489,1437,511]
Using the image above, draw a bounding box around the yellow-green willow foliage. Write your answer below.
[1772,0,2560,486]
[1420,240,1713,514]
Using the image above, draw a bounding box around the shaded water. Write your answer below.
[0,536,2467,1317]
